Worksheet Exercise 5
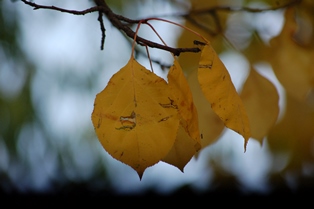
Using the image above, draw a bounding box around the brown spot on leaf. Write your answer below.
[105,114,118,121]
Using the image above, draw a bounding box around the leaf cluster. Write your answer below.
[91,25,250,177]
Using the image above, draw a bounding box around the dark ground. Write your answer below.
[1,185,313,207]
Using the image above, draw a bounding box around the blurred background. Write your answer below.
[1,0,313,198]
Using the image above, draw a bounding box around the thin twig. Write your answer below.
[21,0,101,14]
[97,11,106,50]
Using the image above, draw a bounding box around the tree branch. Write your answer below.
[21,0,201,56]
[21,0,300,55]
[185,0,301,14]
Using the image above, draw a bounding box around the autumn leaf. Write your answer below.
[168,57,201,149]
[91,57,180,179]
[240,67,279,144]
[269,7,314,104]
[267,94,314,169]
[197,41,251,151]
[176,0,234,73]
[161,57,201,171]
[162,125,200,171]
[187,67,225,150]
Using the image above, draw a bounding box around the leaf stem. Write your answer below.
[144,17,208,44]
[132,20,143,58]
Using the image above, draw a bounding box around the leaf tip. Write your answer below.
[137,172,144,180]
[244,138,249,153]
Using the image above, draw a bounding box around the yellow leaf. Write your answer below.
[162,126,199,172]
[197,41,251,151]
[240,67,279,144]
[161,57,201,171]
[267,94,314,169]
[168,58,201,149]
[269,7,314,104]
[187,67,225,150]
[177,0,235,74]
[91,57,180,179]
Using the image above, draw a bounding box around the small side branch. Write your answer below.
[97,11,106,50]
[21,0,101,15]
